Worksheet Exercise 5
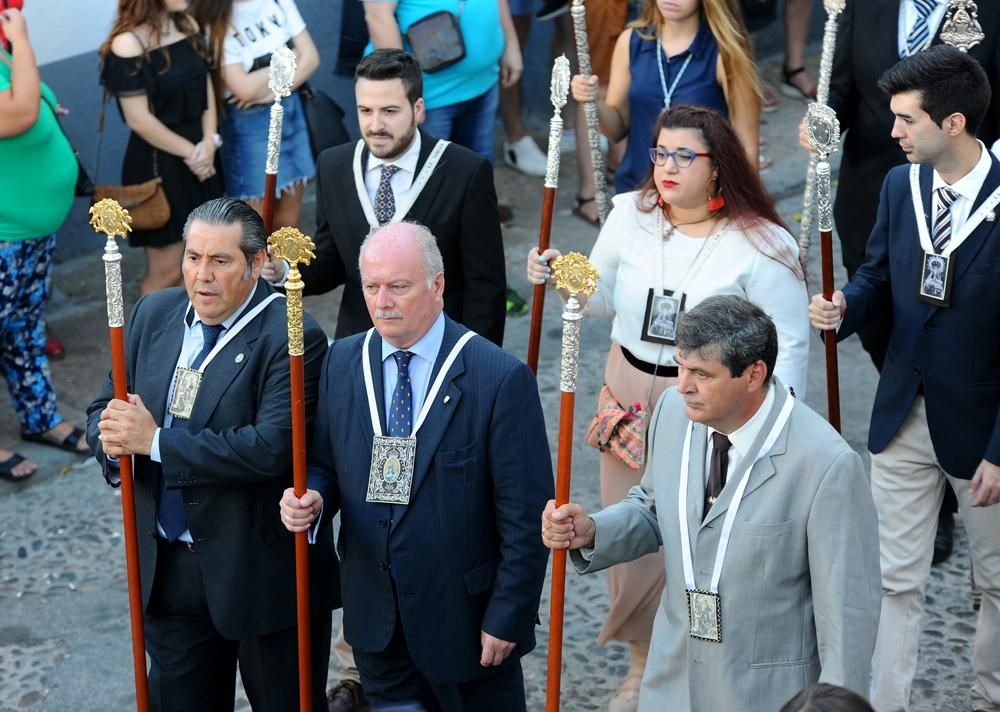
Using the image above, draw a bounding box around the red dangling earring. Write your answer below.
[708,193,726,212]
[657,195,666,209]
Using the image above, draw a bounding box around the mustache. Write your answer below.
[375,309,403,319]
[366,131,393,139]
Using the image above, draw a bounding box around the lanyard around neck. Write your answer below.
[677,392,794,594]
[184,293,284,373]
[909,164,1000,258]
[656,43,694,110]
[361,328,475,438]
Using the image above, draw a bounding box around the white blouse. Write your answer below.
[587,192,811,398]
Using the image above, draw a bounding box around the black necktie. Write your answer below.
[374,164,401,225]
[157,322,225,541]
[704,432,732,520]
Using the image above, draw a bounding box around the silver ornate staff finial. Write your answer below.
[571,0,610,224]
[798,0,846,257]
[266,46,298,176]
[940,0,985,53]
[545,55,571,189]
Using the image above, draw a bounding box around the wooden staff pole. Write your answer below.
[817,160,841,431]
[263,47,298,233]
[269,227,318,712]
[570,0,609,224]
[89,199,150,712]
[527,56,570,374]
[545,254,599,712]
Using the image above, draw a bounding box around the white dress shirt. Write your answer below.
[704,383,777,485]
[364,130,422,210]
[932,140,992,237]
[587,192,811,398]
[898,0,950,57]
[380,311,445,427]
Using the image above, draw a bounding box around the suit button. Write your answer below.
[924,324,934,331]
[148,530,156,539]
[378,519,388,528]
[913,367,922,375]
[377,562,388,571]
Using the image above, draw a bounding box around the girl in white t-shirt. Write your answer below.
[196,0,319,228]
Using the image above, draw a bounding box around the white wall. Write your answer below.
[24,0,117,66]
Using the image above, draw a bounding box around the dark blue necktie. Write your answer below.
[906,0,937,57]
[157,322,225,541]
[388,351,414,437]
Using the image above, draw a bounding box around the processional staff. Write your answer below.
[571,0,610,224]
[262,46,297,233]
[268,226,317,712]
[545,254,599,712]
[527,55,571,375]
[802,0,846,432]
[89,198,150,712]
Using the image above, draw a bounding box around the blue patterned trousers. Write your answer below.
[0,235,61,435]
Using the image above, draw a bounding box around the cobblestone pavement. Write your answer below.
[0,51,985,711]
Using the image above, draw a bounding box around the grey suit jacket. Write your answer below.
[572,382,881,711]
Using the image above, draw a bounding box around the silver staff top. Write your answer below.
[268,45,297,100]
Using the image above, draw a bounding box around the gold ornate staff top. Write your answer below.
[941,0,985,52]
[266,46,298,176]
[552,252,599,393]
[268,226,316,356]
[89,198,133,329]
[545,55,571,189]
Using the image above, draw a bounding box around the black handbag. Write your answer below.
[298,83,351,160]
[39,94,95,197]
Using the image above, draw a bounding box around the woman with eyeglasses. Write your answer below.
[526,105,808,712]
[570,0,762,224]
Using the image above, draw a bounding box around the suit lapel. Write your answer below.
[950,158,1000,286]
[140,297,188,427]
[412,129,436,176]
[361,329,389,437]
[687,422,709,543]
[186,282,271,430]
[701,386,790,529]
[394,318,467,524]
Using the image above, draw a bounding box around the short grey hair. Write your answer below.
[183,198,267,277]
[358,221,444,288]
[676,296,778,382]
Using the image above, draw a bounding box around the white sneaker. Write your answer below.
[503,136,548,177]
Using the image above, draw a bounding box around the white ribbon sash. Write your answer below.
[353,138,451,230]
[910,164,1000,257]
[677,392,795,594]
[361,328,476,438]
[183,292,284,373]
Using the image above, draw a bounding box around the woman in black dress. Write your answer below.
[99,0,223,295]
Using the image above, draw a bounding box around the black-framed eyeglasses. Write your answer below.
[647,147,712,168]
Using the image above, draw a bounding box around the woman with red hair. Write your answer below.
[527,105,809,711]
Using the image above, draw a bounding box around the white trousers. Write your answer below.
[869,397,1000,711]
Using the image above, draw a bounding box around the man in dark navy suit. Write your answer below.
[809,46,1000,712]
[280,222,553,711]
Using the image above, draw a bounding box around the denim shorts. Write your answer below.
[221,91,315,200]
[508,0,538,15]
[422,84,500,163]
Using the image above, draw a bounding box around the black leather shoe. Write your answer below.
[932,511,954,565]
[327,679,369,712]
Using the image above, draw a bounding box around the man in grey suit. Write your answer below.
[542,296,882,711]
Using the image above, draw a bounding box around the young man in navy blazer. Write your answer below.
[810,46,1000,712]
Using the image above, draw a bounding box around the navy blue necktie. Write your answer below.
[157,322,225,541]
[906,0,937,57]
[388,351,414,437]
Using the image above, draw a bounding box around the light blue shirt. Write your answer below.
[897,0,949,57]
[150,283,260,542]
[380,311,445,428]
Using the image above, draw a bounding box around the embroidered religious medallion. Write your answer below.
[366,435,416,504]
[916,251,954,308]
[641,289,686,345]
[168,366,203,420]
[687,589,722,642]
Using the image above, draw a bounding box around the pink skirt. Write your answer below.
[596,343,676,645]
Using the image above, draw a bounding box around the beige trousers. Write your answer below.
[869,397,1000,711]
[333,625,359,682]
